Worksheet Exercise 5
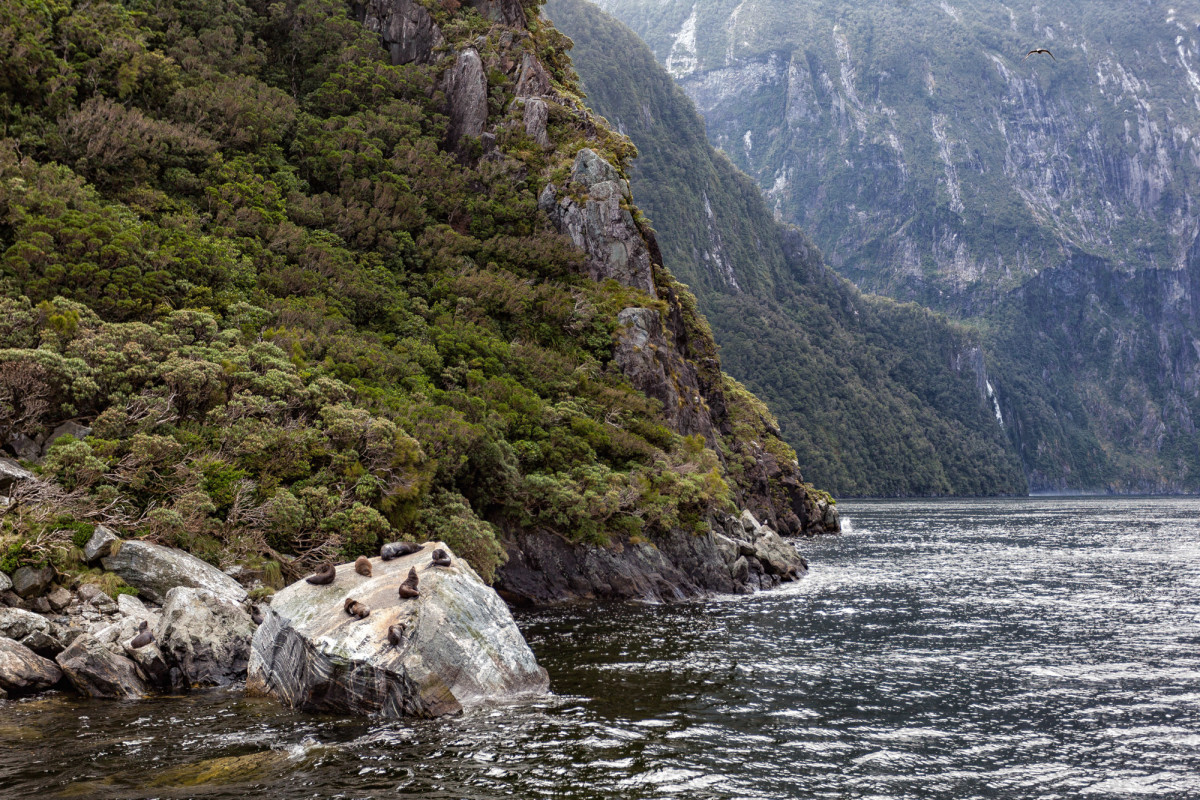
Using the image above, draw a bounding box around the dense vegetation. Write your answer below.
[547,0,1026,496]
[0,0,804,585]
[586,0,1200,492]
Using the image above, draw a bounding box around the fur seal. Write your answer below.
[387,623,406,647]
[355,556,372,576]
[380,541,422,561]
[398,567,420,598]
[130,620,154,649]
[305,562,336,585]
[343,597,371,619]
[430,548,452,568]
[250,605,265,626]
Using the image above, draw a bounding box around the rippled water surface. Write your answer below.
[4,497,1200,799]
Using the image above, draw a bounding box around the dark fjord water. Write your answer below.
[3,498,1200,799]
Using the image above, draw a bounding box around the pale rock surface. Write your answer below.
[356,0,444,65]
[0,637,62,694]
[101,541,247,605]
[444,48,489,147]
[83,525,119,562]
[156,587,255,688]
[539,149,658,297]
[247,543,548,718]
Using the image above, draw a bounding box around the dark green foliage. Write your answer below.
[548,0,1025,496]
[0,0,758,578]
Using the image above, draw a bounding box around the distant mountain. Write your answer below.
[584,0,1200,492]
[547,0,1026,496]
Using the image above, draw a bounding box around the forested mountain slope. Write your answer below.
[546,0,1026,496]
[0,0,832,600]
[588,0,1200,492]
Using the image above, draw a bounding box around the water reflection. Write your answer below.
[2,497,1199,798]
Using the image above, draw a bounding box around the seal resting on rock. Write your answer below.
[130,620,154,649]
[431,549,452,568]
[305,562,336,585]
[380,541,422,561]
[398,567,420,598]
[387,623,406,647]
[354,556,372,576]
[343,597,371,619]
[251,605,265,626]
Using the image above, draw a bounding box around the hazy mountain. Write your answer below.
[547,0,1027,496]
[584,0,1200,492]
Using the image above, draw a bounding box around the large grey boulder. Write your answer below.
[83,525,119,562]
[444,48,488,148]
[539,149,658,297]
[356,0,444,65]
[6,432,40,463]
[0,571,10,593]
[157,586,256,688]
[0,607,53,642]
[55,633,148,699]
[247,543,549,718]
[0,637,62,694]
[101,541,247,605]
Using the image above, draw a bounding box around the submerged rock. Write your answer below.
[247,543,548,718]
[101,541,247,605]
[0,637,62,694]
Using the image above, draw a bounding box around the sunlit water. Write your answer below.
[3,497,1200,799]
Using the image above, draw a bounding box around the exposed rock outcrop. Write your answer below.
[55,633,148,699]
[539,149,658,297]
[444,48,489,148]
[355,0,444,65]
[495,511,807,605]
[156,587,256,688]
[0,636,62,694]
[247,544,548,718]
[101,541,248,605]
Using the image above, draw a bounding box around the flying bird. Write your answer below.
[1023,48,1055,61]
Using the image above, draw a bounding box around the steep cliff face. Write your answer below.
[546,0,1027,496]
[590,0,1200,492]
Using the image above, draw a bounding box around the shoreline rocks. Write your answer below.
[101,540,248,605]
[247,543,549,718]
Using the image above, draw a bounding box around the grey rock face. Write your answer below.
[0,457,34,494]
[539,149,657,297]
[83,525,119,562]
[495,509,806,604]
[444,48,489,148]
[46,586,74,612]
[514,52,552,97]
[0,607,52,642]
[0,572,10,593]
[43,421,91,454]
[11,565,55,599]
[55,633,148,699]
[101,540,247,605]
[522,97,551,148]
[6,432,40,462]
[156,587,256,688]
[356,0,444,65]
[465,0,526,27]
[0,637,62,694]
[247,543,548,718]
[613,307,714,439]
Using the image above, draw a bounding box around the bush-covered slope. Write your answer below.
[0,0,825,587]
[546,0,1026,496]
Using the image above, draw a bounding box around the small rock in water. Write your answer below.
[55,633,148,699]
[0,637,62,695]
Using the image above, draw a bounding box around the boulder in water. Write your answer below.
[0,636,62,694]
[247,543,548,718]
[55,633,148,699]
[156,587,256,688]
